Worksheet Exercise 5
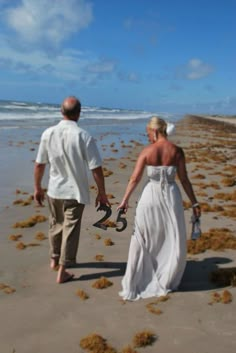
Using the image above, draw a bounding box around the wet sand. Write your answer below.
[0,115,236,353]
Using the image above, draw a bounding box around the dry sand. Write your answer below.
[0,115,236,353]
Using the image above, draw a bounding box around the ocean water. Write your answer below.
[0,100,180,148]
[0,99,181,211]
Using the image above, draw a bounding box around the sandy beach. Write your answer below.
[0,115,236,353]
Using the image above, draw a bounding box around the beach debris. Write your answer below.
[15,189,30,195]
[80,333,117,353]
[3,287,16,294]
[103,220,116,228]
[192,181,220,190]
[92,277,113,289]
[209,267,236,287]
[103,168,113,177]
[192,173,206,179]
[121,346,138,353]
[132,330,157,347]
[35,231,47,241]
[0,283,16,294]
[13,214,47,228]
[80,333,107,351]
[95,234,101,240]
[76,289,89,300]
[214,190,236,202]
[221,177,236,187]
[146,295,170,315]
[119,162,127,169]
[146,304,162,315]
[13,196,32,206]
[107,193,115,199]
[220,205,236,219]
[94,254,104,261]
[26,242,41,247]
[9,234,23,241]
[104,238,114,246]
[209,290,233,305]
[16,241,40,249]
[16,242,27,250]
[187,228,236,254]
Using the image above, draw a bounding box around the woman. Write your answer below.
[118,116,201,300]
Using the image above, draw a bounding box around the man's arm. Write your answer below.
[91,166,110,207]
[34,162,46,206]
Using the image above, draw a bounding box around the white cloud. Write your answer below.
[3,0,93,50]
[186,58,213,80]
[175,58,214,80]
[0,34,90,79]
[118,71,140,83]
[0,34,118,85]
[86,60,116,74]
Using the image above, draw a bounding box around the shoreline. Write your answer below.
[0,115,236,353]
[185,113,236,127]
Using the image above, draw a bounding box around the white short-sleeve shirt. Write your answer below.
[36,120,102,204]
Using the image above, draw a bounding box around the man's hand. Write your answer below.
[34,187,45,206]
[95,193,111,208]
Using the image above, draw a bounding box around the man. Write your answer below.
[34,96,110,283]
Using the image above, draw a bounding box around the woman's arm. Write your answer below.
[118,150,146,212]
[176,148,201,217]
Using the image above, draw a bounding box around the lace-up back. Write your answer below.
[147,165,176,184]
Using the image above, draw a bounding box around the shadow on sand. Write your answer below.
[180,256,233,292]
[70,256,233,290]
[70,261,126,281]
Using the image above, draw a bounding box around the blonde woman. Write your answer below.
[118,116,201,300]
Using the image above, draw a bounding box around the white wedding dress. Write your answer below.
[119,166,187,301]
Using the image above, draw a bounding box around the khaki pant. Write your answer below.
[47,196,85,267]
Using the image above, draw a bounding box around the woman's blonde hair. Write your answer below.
[147,116,167,136]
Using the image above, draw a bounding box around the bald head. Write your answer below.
[61,96,81,120]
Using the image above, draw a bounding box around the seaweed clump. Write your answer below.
[187,228,236,254]
[94,254,104,262]
[104,238,114,246]
[121,346,138,353]
[209,290,233,305]
[209,267,236,287]
[76,289,89,300]
[132,330,157,347]
[35,232,47,241]
[92,277,113,289]
[0,283,16,294]
[13,214,47,228]
[80,333,117,353]
[9,234,22,241]
[146,295,170,315]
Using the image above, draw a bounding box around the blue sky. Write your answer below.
[0,0,235,114]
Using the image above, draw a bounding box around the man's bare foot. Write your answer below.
[56,265,74,283]
[50,256,59,270]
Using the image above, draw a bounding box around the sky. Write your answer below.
[0,0,236,114]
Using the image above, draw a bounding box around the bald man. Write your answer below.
[34,96,110,283]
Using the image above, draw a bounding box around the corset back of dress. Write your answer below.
[147,166,176,185]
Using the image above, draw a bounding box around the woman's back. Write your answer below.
[144,139,181,167]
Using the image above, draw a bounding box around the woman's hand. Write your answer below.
[117,200,129,213]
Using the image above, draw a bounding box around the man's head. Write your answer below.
[61,96,81,121]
